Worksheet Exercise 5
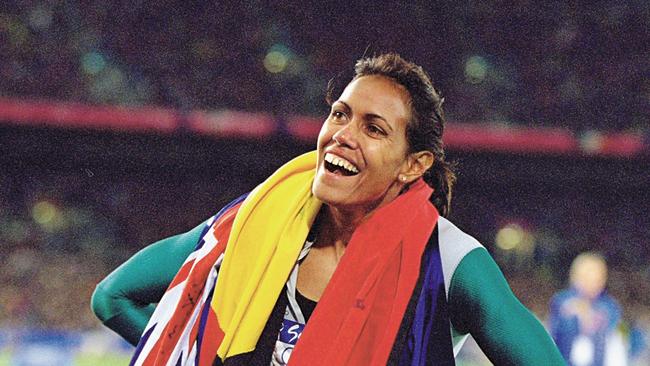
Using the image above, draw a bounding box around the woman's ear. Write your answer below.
[401,151,434,183]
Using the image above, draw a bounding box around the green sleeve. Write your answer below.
[448,248,565,365]
[91,220,207,345]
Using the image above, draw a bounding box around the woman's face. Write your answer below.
[312,75,413,213]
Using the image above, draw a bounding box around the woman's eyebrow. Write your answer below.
[334,100,351,112]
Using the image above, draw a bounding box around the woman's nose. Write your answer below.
[332,123,359,149]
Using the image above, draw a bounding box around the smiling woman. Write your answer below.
[91,53,564,365]
[313,75,418,215]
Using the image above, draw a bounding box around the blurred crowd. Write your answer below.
[1,1,648,132]
[0,166,247,331]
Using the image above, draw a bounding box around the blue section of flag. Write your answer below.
[195,280,216,363]
[130,324,156,366]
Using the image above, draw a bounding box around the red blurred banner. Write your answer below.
[0,97,646,157]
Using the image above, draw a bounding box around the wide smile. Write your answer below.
[323,152,360,176]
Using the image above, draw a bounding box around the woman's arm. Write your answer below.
[448,248,565,365]
[91,221,207,345]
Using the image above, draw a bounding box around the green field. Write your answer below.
[0,350,130,366]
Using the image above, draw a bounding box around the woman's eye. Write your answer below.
[331,111,345,119]
[366,124,386,136]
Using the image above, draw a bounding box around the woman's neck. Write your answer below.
[314,205,369,261]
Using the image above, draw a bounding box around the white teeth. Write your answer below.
[324,153,359,174]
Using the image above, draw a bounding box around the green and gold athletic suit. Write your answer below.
[92,214,564,365]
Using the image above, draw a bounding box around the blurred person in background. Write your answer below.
[550,252,626,366]
[92,53,563,365]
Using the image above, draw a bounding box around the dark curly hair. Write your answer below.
[326,53,456,217]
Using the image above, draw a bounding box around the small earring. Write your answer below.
[399,175,407,182]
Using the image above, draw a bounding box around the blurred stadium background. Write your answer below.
[1,1,648,365]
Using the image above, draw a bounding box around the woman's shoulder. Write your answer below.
[436,217,485,294]
[437,217,484,254]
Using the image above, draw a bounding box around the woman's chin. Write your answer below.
[312,179,353,208]
[312,180,338,205]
